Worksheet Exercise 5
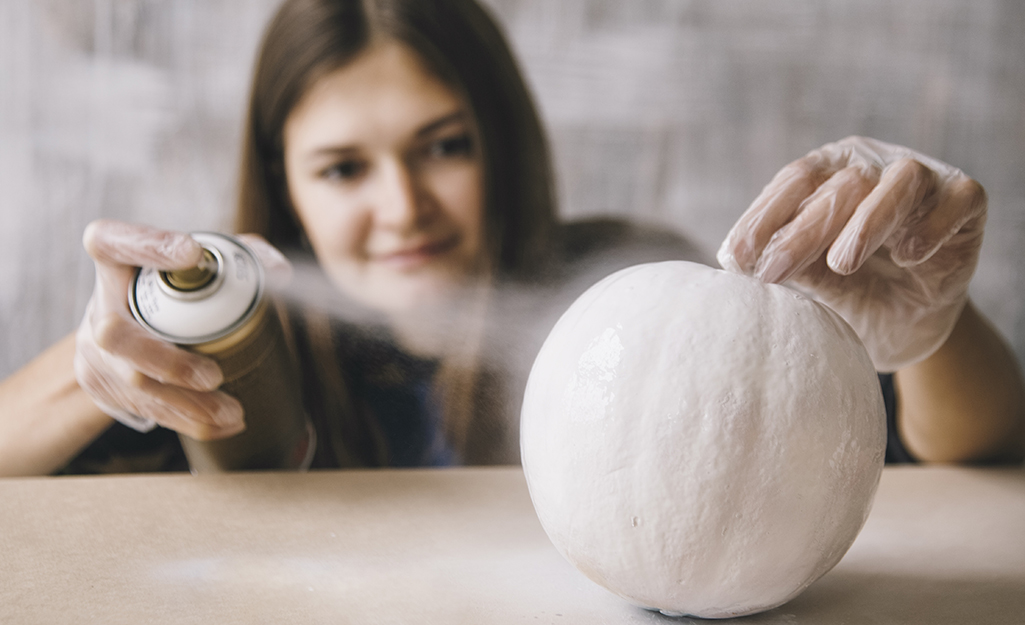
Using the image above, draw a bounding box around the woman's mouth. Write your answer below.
[375,235,460,270]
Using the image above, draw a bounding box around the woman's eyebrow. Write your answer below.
[416,111,468,137]
[303,111,469,161]
[306,145,360,161]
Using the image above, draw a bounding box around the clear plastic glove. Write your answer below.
[74,220,291,438]
[717,136,987,372]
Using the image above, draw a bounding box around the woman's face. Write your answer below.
[283,41,485,314]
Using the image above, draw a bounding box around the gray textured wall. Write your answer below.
[2,0,1023,378]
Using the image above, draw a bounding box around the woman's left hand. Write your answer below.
[717,136,987,372]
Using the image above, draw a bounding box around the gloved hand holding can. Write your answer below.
[75,220,313,472]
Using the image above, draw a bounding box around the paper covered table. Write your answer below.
[2,465,1023,624]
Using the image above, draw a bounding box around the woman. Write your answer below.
[1,0,1022,476]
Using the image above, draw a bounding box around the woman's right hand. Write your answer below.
[73,220,246,439]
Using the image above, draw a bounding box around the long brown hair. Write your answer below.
[233,0,558,466]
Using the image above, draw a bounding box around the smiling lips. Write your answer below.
[374,234,460,270]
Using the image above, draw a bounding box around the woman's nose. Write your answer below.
[375,159,429,231]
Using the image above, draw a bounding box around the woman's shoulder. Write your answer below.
[493,218,714,348]
[555,217,713,276]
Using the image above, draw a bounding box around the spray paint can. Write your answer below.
[129,232,315,473]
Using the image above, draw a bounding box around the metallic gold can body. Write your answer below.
[129,232,314,473]
[183,299,313,472]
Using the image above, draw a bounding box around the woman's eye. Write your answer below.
[320,159,366,181]
[427,134,474,159]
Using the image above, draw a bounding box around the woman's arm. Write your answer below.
[0,332,113,476]
[895,301,1025,464]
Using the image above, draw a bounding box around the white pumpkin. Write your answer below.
[520,261,886,618]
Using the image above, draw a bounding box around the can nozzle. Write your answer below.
[161,248,220,293]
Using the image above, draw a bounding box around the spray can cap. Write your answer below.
[162,249,219,292]
[130,233,264,344]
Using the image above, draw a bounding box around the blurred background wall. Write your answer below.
[1,0,1023,378]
